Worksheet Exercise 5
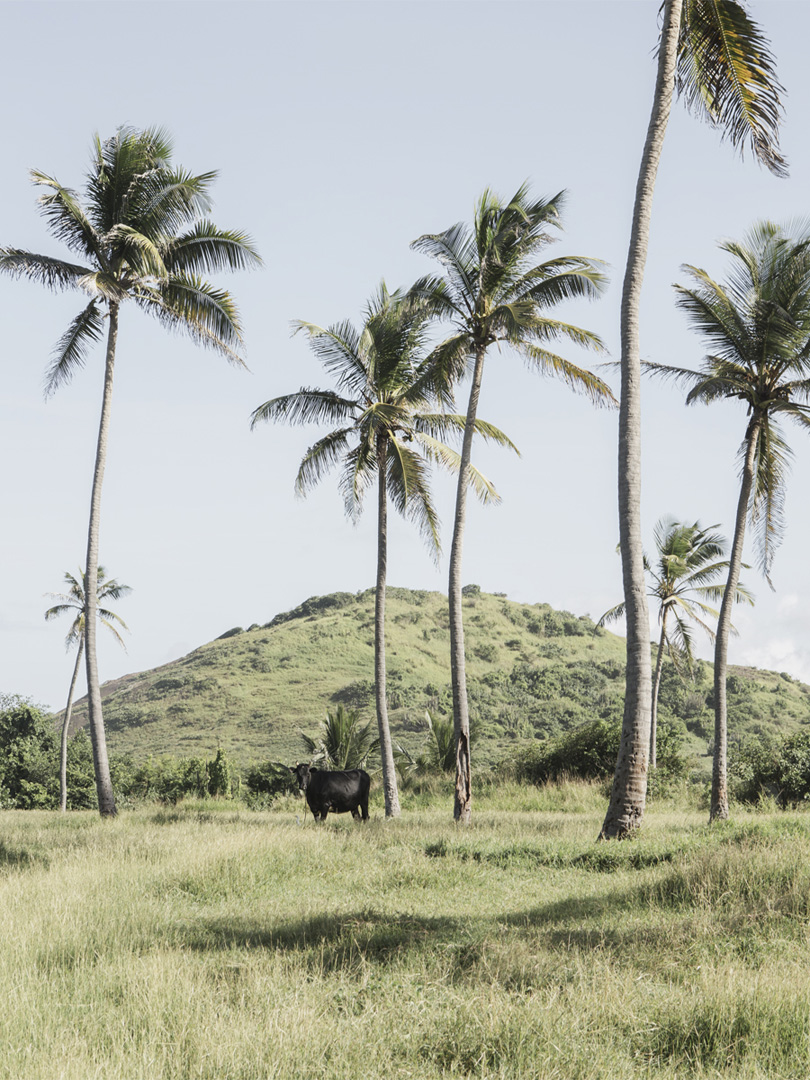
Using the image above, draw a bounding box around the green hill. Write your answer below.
[66,586,810,768]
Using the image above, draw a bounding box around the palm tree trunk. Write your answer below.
[448,342,487,824]
[650,618,667,771]
[374,434,401,818]
[710,414,761,822]
[59,639,84,812]
[84,302,119,817]
[601,0,682,840]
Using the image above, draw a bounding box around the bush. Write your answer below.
[499,716,687,789]
[729,730,810,807]
[243,760,295,807]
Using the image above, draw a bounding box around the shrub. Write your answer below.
[244,760,295,807]
[501,719,621,785]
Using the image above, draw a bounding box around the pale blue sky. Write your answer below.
[3,1,810,712]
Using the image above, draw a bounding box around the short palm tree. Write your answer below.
[1,127,260,815]
[251,284,514,818]
[45,568,131,812]
[300,705,379,771]
[605,0,786,840]
[410,183,612,823]
[648,222,810,820]
[598,518,753,768]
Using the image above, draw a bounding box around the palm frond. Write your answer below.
[677,0,787,176]
[387,438,442,556]
[137,275,245,361]
[415,435,500,505]
[163,221,262,275]
[250,389,358,430]
[43,300,105,397]
[31,171,102,262]
[521,343,617,406]
[0,249,94,292]
[294,427,355,497]
[292,320,371,398]
[596,602,625,628]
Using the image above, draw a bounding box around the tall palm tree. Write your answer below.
[603,0,786,839]
[250,284,513,818]
[410,183,611,822]
[647,222,810,820]
[598,518,753,768]
[44,568,131,812]
[0,127,260,815]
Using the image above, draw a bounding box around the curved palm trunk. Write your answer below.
[710,415,761,822]
[59,638,84,813]
[448,343,487,824]
[601,0,683,839]
[84,302,119,817]
[650,618,668,771]
[374,435,401,818]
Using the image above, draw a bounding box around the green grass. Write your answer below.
[63,587,810,770]
[4,790,810,1078]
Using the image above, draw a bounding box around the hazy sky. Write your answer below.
[3,1,810,712]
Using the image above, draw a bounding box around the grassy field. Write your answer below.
[4,785,810,1079]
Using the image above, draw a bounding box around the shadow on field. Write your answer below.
[183,909,474,971]
[180,881,683,972]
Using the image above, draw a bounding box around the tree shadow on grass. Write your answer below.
[180,880,676,974]
[183,908,475,972]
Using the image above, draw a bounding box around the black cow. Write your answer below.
[290,763,370,822]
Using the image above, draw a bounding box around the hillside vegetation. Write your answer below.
[66,587,810,767]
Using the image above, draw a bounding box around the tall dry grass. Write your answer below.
[2,791,810,1078]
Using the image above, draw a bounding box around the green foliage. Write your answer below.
[110,747,238,804]
[501,719,621,785]
[300,704,379,770]
[63,588,810,771]
[243,761,295,807]
[207,748,233,798]
[396,710,480,784]
[0,695,60,809]
[731,729,810,807]
[0,695,99,809]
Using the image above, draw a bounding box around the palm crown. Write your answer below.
[251,283,515,549]
[0,125,261,390]
[600,518,752,671]
[650,222,810,580]
[409,182,612,399]
[45,568,131,650]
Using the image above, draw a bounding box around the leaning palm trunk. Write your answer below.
[649,618,669,771]
[601,0,683,839]
[711,415,761,821]
[59,638,84,813]
[83,304,119,817]
[374,436,401,818]
[448,344,487,824]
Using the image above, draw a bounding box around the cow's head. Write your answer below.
[290,763,311,794]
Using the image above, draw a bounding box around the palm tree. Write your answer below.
[44,568,131,812]
[1,127,260,815]
[603,0,786,839]
[647,222,810,820]
[300,705,380,771]
[251,284,513,818]
[598,518,753,768]
[410,183,611,823]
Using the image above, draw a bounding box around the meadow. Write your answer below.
[3,783,810,1079]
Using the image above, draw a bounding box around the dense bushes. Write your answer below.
[731,729,810,806]
[499,716,688,791]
